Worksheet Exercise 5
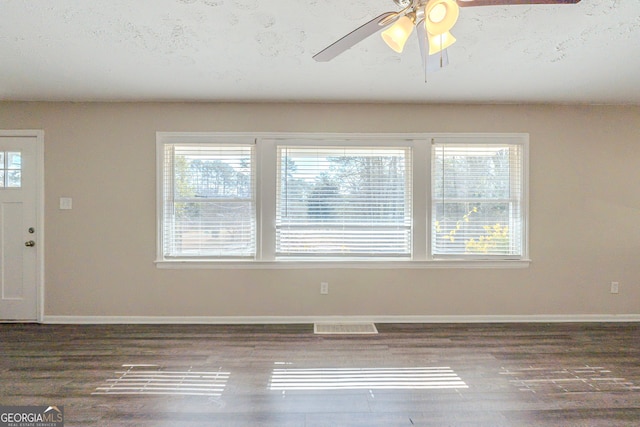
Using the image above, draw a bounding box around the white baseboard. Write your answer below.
[40,314,640,325]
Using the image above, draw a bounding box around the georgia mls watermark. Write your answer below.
[0,406,64,427]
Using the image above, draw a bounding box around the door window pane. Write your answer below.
[0,151,21,188]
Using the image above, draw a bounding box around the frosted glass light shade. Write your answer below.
[428,31,456,54]
[424,0,459,36]
[381,16,415,53]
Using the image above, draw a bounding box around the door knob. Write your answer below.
[25,240,35,247]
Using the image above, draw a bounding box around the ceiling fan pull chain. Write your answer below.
[425,55,428,83]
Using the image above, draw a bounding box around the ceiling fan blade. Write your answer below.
[456,0,580,6]
[313,12,400,62]
[416,20,449,77]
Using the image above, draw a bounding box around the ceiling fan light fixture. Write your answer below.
[428,31,456,54]
[424,0,459,36]
[381,15,415,53]
[429,4,447,23]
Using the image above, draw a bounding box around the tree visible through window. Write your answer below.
[431,142,524,257]
[276,146,412,258]
[162,144,255,259]
[157,133,528,264]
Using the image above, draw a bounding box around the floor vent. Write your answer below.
[314,322,378,335]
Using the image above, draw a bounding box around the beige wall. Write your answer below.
[1,102,639,319]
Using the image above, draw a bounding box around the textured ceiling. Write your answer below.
[1,0,639,104]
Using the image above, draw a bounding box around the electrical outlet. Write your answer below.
[320,282,329,295]
[610,282,619,294]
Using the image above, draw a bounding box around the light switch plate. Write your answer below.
[60,197,73,210]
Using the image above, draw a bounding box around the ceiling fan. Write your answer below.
[313,0,581,76]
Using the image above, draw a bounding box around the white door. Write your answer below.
[0,133,42,321]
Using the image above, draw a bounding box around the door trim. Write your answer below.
[0,130,44,322]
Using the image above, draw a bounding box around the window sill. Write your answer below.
[155,259,532,270]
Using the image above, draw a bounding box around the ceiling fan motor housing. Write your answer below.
[393,0,413,8]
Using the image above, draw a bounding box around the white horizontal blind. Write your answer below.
[162,143,255,259]
[276,146,412,258]
[431,142,523,257]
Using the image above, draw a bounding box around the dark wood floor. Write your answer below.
[1,322,639,426]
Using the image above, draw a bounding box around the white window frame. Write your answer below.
[156,132,530,269]
[429,136,529,261]
[156,132,257,261]
[273,141,414,260]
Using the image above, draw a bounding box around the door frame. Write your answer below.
[0,130,44,322]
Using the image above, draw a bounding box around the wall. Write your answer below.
[1,102,639,321]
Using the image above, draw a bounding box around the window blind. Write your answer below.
[162,143,255,259]
[276,146,412,258]
[431,142,523,257]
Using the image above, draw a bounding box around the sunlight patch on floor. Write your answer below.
[93,364,229,397]
[270,366,468,391]
[500,365,637,393]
